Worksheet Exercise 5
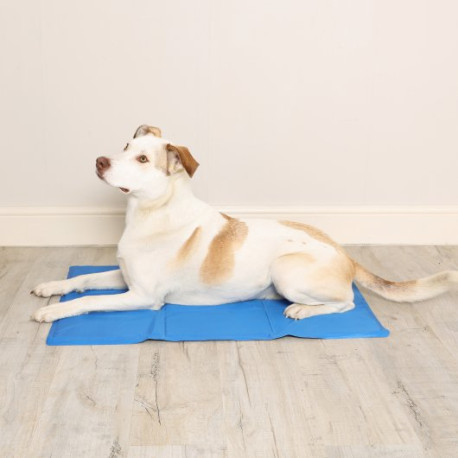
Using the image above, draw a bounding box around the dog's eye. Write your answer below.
[137,155,149,163]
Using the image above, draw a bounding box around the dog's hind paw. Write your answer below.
[284,303,319,320]
[283,302,355,319]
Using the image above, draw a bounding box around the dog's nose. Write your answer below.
[96,156,111,172]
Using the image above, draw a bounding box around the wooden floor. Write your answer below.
[0,246,457,458]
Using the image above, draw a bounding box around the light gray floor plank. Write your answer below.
[0,246,457,457]
[130,340,224,450]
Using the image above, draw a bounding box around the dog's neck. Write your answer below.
[124,173,214,235]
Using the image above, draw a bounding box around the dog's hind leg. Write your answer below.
[32,269,127,297]
[271,252,356,320]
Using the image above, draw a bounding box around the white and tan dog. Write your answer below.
[32,125,458,323]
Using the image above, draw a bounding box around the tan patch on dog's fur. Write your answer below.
[328,252,356,287]
[279,220,341,250]
[220,212,232,221]
[354,263,417,299]
[282,250,353,283]
[277,222,355,301]
[200,217,248,284]
[280,251,316,265]
[172,226,202,267]
[133,125,162,138]
[276,251,355,302]
[166,144,199,178]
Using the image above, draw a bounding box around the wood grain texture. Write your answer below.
[0,246,457,457]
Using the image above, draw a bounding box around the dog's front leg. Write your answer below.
[32,290,160,323]
[32,269,127,297]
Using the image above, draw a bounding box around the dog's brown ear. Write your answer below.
[133,125,162,138]
[166,144,199,178]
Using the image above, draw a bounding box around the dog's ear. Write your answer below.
[133,125,162,138]
[166,144,199,178]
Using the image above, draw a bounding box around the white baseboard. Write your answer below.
[0,205,457,246]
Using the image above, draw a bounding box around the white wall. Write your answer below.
[1,1,457,244]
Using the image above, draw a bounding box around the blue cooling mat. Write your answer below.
[46,266,389,346]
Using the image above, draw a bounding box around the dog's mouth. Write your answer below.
[96,170,130,193]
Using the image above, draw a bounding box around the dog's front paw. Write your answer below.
[32,298,90,322]
[32,303,79,322]
[31,281,69,297]
[32,305,61,322]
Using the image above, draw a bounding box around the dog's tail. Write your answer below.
[353,262,458,302]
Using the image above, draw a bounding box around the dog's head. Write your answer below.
[96,125,199,199]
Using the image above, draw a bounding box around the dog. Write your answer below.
[32,125,458,322]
